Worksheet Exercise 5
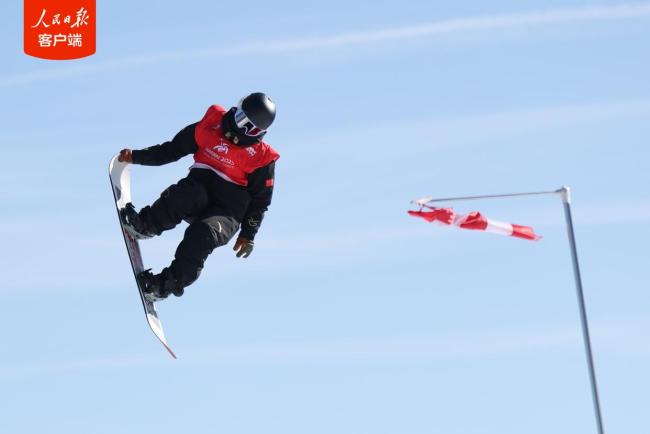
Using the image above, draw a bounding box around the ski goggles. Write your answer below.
[234,104,266,137]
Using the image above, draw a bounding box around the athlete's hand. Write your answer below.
[118,149,133,163]
[233,237,254,258]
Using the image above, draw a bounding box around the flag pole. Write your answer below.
[558,186,605,434]
[415,186,605,434]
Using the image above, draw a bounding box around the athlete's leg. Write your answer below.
[139,207,240,298]
[138,176,210,236]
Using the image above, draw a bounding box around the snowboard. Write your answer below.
[109,155,177,359]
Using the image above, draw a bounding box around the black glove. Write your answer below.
[233,237,254,258]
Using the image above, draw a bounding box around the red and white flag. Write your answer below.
[408,199,541,241]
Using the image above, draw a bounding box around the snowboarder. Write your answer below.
[117,92,279,300]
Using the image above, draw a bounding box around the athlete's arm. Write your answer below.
[127,123,199,166]
[239,161,276,241]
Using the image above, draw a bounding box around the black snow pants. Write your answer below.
[137,173,240,292]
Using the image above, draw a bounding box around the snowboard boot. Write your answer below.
[137,269,184,302]
[120,203,154,239]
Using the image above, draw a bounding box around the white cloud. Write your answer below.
[292,98,650,153]
[2,3,650,86]
[1,317,647,379]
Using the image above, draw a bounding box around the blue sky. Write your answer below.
[1,1,649,433]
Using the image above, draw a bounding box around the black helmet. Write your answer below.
[222,92,276,146]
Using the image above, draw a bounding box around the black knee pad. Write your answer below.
[182,222,221,257]
[208,220,234,247]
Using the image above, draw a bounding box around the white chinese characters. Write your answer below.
[37,33,84,48]
[31,7,90,49]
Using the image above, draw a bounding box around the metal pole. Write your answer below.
[558,186,605,434]
[413,186,605,433]
[414,189,558,205]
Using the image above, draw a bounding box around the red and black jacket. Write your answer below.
[131,105,279,240]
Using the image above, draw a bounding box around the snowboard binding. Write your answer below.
[137,269,184,302]
[120,203,154,240]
